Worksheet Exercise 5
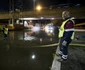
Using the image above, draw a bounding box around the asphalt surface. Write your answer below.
[61,46,85,70]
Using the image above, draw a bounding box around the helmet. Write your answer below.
[62,11,70,20]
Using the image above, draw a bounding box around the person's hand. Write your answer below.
[62,40,67,46]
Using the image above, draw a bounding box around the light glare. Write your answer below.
[32,54,35,59]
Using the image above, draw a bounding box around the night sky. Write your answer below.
[0,0,84,12]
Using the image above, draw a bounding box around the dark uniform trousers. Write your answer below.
[59,37,72,55]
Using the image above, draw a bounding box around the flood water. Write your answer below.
[10,30,58,43]
[0,29,58,70]
[0,29,85,70]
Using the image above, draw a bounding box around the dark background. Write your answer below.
[0,0,85,12]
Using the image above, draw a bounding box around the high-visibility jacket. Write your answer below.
[58,18,75,40]
[4,28,8,34]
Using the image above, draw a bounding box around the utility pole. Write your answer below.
[9,0,14,12]
[15,0,23,18]
[15,0,24,28]
[9,0,23,30]
[9,0,23,22]
[9,0,14,24]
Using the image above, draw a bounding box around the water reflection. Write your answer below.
[24,32,37,41]
[0,43,56,70]
[31,54,36,59]
[9,31,15,40]
[8,29,58,43]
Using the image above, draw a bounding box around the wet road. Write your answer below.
[0,29,85,70]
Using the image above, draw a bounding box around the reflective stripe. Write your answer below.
[71,32,75,39]
[65,28,74,32]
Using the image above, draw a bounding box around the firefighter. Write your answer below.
[57,11,75,61]
[2,25,8,40]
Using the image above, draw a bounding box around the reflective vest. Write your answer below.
[58,18,75,40]
[4,28,8,34]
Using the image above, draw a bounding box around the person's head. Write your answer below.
[62,11,70,20]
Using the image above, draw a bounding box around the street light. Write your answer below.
[36,5,42,11]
